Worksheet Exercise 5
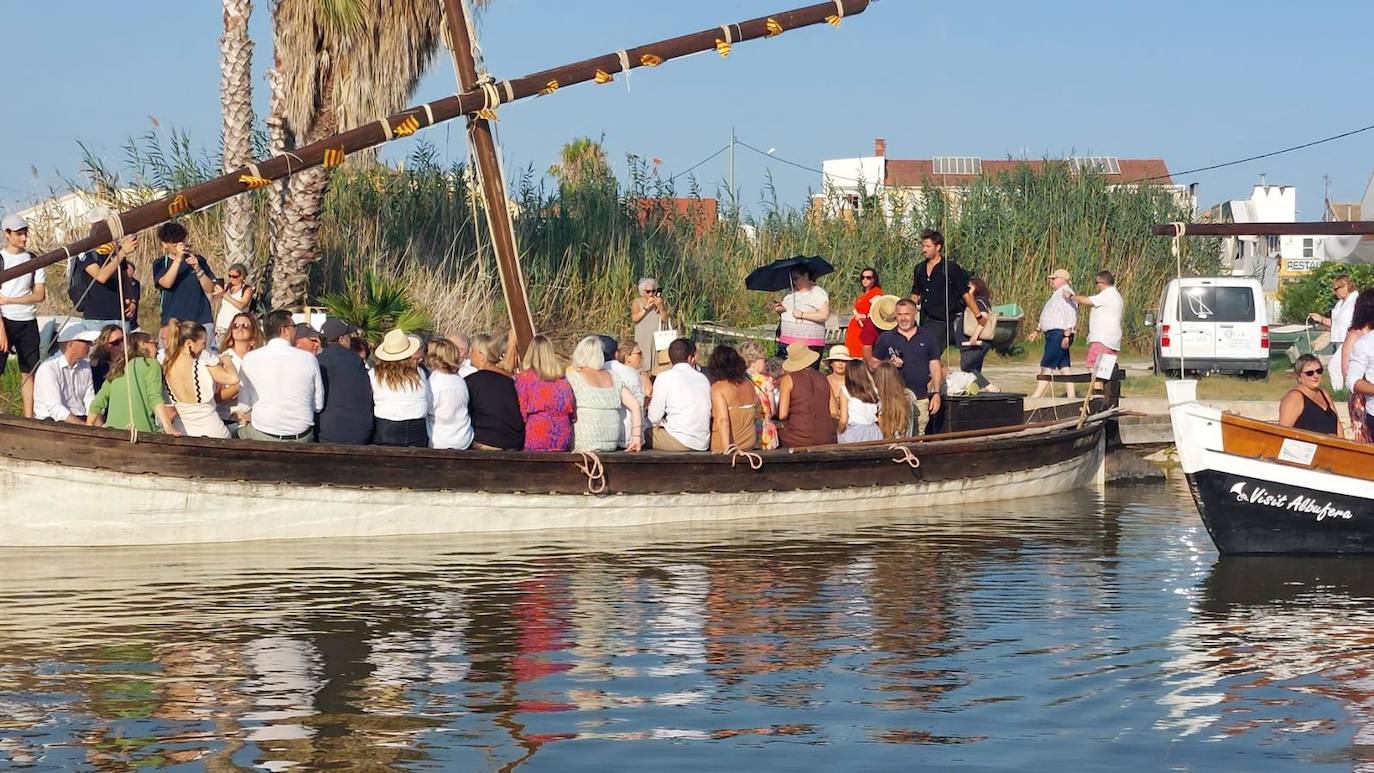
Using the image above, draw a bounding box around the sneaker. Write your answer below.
[985,384,1002,393]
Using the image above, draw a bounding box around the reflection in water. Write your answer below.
[0,482,1369,769]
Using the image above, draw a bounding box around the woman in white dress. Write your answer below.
[836,358,882,444]
[164,320,237,438]
[214,263,255,338]
[215,311,263,434]
[425,338,473,450]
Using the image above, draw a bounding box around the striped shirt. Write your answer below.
[1038,286,1078,332]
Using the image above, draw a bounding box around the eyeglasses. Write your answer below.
[1302,367,1324,376]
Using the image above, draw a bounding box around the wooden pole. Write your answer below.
[0,0,869,286]
[1153,221,1374,237]
[441,0,534,353]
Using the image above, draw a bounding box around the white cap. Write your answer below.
[2,213,27,232]
[57,325,99,344]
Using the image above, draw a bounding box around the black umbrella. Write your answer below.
[744,255,836,292]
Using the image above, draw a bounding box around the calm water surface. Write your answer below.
[1,477,1373,770]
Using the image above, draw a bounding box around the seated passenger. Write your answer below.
[1279,354,1341,437]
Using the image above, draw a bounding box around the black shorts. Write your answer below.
[0,318,41,375]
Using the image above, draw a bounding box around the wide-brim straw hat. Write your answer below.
[782,342,820,372]
[823,344,854,362]
[869,295,902,331]
[376,329,421,362]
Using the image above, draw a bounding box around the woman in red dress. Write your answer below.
[845,267,883,359]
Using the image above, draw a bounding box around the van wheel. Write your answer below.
[1242,369,1268,380]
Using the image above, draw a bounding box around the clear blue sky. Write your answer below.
[4,1,1372,220]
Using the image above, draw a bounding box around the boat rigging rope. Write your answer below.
[615,50,632,91]
[573,449,607,494]
[889,444,921,469]
[113,243,137,444]
[726,444,763,470]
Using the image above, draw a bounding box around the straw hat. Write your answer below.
[781,342,820,372]
[869,294,901,330]
[823,344,854,362]
[376,329,421,362]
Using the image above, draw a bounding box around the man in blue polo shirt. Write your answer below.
[874,298,943,435]
[152,221,220,344]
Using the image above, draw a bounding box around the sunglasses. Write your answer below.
[1302,367,1324,376]
[231,322,253,330]
[860,274,876,280]
[648,289,661,295]
[228,273,242,280]
[108,339,124,346]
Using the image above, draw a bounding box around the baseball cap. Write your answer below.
[57,325,100,343]
[1047,269,1071,281]
[2,213,28,232]
[294,322,322,340]
[320,318,355,341]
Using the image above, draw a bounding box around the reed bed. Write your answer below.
[31,136,1217,350]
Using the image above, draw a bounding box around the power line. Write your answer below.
[666,144,730,183]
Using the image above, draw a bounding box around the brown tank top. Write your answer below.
[779,367,838,448]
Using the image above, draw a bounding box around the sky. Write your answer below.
[4,1,1373,221]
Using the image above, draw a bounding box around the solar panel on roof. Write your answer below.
[932,156,982,176]
[1070,156,1121,175]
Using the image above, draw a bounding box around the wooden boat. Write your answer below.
[990,303,1024,353]
[1168,379,1371,555]
[0,412,1108,547]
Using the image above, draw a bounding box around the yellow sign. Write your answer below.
[1279,257,1323,277]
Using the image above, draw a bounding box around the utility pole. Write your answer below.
[441,0,535,354]
[729,127,737,206]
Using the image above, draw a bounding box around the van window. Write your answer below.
[1180,286,1256,322]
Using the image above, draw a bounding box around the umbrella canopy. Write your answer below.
[744,255,836,293]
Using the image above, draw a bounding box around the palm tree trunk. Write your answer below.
[219,0,255,267]
[269,94,337,309]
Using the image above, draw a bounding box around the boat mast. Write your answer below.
[441,0,535,353]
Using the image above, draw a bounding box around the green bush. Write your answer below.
[1279,263,1374,324]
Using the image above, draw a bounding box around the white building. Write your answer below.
[1207,180,1360,291]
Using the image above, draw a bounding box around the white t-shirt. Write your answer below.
[779,286,829,345]
[1086,286,1124,350]
[0,249,45,322]
[1347,333,1374,387]
[427,371,474,450]
[1332,291,1359,344]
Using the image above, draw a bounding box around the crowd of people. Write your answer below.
[0,213,1144,452]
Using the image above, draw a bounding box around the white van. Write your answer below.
[1149,277,1268,377]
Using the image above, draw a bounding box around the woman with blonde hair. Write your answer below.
[370,329,430,447]
[215,262,255,336]
[426,337,474,450]
[89,324,125,392]
[514,334,575,452]
[873,360,912,439]
[163,319,237,438]
[616,339,654,401]
[738,340,779,449]
[466,331,525,450]
[568,335,643,452]
[216,311,262,433]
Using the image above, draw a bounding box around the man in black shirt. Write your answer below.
[74,233,139,328]
[873,298,943,435]
[909,228,984,354]
[315,319,373,444]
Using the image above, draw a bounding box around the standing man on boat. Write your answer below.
[873,298,943,435]
[1028,269,1078,399]
[153,222,220,346]
[909,229,982,355]
[72,209,139,331]
[1309,275,1358,391]
[0,214,47,418]
[1065,270,1124,372]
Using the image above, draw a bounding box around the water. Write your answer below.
[2,477,1373,771]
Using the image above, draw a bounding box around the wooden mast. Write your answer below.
[0,0,871,287]
[441,0,534,352]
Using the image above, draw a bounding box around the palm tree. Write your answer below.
[266,0,453,308]
[220,0,255,268]
[548,137,614,193]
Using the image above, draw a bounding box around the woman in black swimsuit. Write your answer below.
[1278,354,1341,436]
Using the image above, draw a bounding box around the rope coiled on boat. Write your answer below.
[574,449,607,494]
[889,444,921,469]
[726,444,763,470]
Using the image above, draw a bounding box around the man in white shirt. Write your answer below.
[646,338,710,451]
[0,214,48,417]
[1028,268,1078,398]
[238,309,325,442]
[33,326,97,423]
[1310,275,1358,391]
[1067,270,1124,371]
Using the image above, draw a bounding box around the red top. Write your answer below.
[846,286,883,357]
[515,370,575,452]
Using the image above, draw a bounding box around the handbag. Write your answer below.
[962,306,999,341]
[652,317,679,353]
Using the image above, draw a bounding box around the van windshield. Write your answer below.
[1180,286,1255,322]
